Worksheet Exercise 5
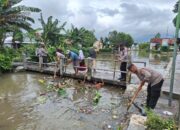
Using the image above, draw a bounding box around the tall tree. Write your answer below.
[39,13,66,46]
[108,31,134,47]
[0,0,41,46]
[66,25,96,48]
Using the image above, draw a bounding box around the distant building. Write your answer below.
[4,36,36,49]
[150,38,175,50]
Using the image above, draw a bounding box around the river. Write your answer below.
[0,51,171,130]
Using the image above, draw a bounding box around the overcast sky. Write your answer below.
[20,0,176,42]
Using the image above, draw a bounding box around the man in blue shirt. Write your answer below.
[66,50,79,74]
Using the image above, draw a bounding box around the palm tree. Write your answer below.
[39,13,66,46]
[0,0,41,46]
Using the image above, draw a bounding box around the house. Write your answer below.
[4,36,36,48]
[150,38,175,50]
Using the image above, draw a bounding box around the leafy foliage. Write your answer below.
[172,1,180,27]
[0,47,19,72]
[145,110,177,130]
[154,32,161,38]
[108,31,134,47]
[93,91,102,105]
[139,42,150,51]
[161,46,169,52]
[39,13,66,46]
[0,53,12,71]
[66,25,96,48]
[0,0,41,46]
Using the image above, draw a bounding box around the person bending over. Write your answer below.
[128,64,164,109]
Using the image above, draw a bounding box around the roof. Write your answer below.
[150,38,175,45]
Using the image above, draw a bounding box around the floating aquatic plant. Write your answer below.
[57,88,67,97]
[93,91,102,105]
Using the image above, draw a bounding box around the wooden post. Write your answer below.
[39,56,43,71]
[87,58,92,80]
[59,58,64,76]
[23,53,27,69]
[113,60,116,80]
[63,58,67,73]
[127,61,132,84]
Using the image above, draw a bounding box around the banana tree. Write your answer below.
[65,25,96,48]
[39,13,66,46]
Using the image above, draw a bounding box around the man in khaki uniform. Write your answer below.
[128,64,164,109]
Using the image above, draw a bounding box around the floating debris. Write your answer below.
[57,88,67,97]
[38,79,45,84]
[107,124,112,129]
[93,91,102,105]
[37,96,47,104]
[163,111,173,116]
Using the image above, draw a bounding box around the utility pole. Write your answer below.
[168,0,180,106]
[166,26,169,38]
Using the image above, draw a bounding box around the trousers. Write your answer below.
[120,62,127,80]
[146,79,164,109]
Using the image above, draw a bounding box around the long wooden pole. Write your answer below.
[127,84,143,111]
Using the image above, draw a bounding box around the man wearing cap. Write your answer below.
[66,50,79,75]
[117,43,128,81]
[127,64,164,109]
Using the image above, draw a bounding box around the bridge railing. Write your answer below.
[23,54,146,84]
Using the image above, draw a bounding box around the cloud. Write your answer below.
[98,8,120,16]
[119,2,175,41]
[19,0,176,42]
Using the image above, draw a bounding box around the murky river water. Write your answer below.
[96,51,171,83]
[0,51,171,130]
[0,72,129,130]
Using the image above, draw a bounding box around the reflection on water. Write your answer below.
[96,51,171,83]
[0,72,126,130]
[97,51,170,74]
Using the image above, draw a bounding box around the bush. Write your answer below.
[0,53,12,72]
[82,47,90,57]
[139,43,150,51]
[0,47,16,72]
[161,46,169,52]
[145,110,177,130]
[100,48,112,52]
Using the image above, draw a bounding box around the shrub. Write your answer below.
[139,43,150,51]
[161,46,169,52]
[100,48,112,52]
[0,48,14,72]
[145,110,177,130]
[0,54,12,71]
